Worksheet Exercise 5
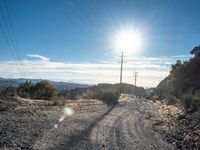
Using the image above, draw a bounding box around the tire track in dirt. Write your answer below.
[87,98,176,150]
[34,97,176,150]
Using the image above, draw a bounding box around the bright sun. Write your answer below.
[114,28,144,54]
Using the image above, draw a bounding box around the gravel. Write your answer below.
[154,100,200,150]
[0,97,104,150]
[0,105,63,150]
[0,96,178,150]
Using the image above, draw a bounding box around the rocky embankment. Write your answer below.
[154,100,200,150]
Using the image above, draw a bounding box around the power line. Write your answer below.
[0,23,22,77]
[51,0,111,48]
[0,3,24,77]
[68,0,110,44]
[4,0,26,77]
[49,0,101,46]
[84,0,111,38]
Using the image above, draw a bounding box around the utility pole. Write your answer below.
[133,72,138,87]
[133,72,138,95]
[119,51,124,94]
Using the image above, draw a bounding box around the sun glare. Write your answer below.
[64,107,74,116]
[114,28,144,54]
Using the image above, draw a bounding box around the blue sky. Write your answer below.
[0,0,199,87]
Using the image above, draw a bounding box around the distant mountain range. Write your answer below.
[0,78,91,92]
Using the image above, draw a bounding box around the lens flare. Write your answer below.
[64,107,74,116]
[52,104,76,129]
[53,124,58,129]
[59,116,65,123]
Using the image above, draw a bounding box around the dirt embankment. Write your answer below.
[154,100,200,150]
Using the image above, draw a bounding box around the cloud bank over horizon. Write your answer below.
[0,54,192,87]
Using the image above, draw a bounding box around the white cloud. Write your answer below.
[0,55,192,87]
[27,54,50,62]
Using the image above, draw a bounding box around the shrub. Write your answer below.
[17,81,32,98]
[165,95,178,105]
[52,96,66,106]
[99,91,119,106]
[81,89,119,106]
[30,81,57,100]
[0,87,5,96]
[82,90,96,99]
[0,87,18,97]
[190,96,200,112]
[17,80,57,100]
[182,95,193,110]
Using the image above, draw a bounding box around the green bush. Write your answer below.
[17,80,57,100]
[30,81,57,100]
[17,81,32,98]
[82,89,119,106]
[99,91,119,106]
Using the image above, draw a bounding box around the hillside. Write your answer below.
[0,78,90,92]
[153,50,200,149]
[155,55,200,109]
[59,83,146,100]
[155,75,173,99]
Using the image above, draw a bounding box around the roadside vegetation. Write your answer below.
[17,80,57,100]
[58,83,145,106]
[59,83,145,99]
[154,45,200,112]
[141,45,200,150]
[0,82,145,107]
[0,80,57,100]
[82,88,119,107]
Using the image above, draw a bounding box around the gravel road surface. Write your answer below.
[32,96,176,150]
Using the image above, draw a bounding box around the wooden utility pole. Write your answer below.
[119,51,124,94]
[133,72,138,95]
[134,72,138,86]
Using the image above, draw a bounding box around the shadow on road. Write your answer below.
[54,105,116,149]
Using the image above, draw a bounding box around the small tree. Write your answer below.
[191,45,200,57]
[5,86,17,97]
[17,81,33,98]
[30,81,57,100]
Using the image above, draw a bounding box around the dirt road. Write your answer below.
[33,96,176,150]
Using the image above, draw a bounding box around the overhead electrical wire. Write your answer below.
[0,23,22,77]
[50,0,114,47]
[66,0,117,52]
[84,0,111,36]
[49,0,100,46]
[73,0,110,43]
[0,1,25,78]
[70,0,105,43]
[4,0,26,77]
